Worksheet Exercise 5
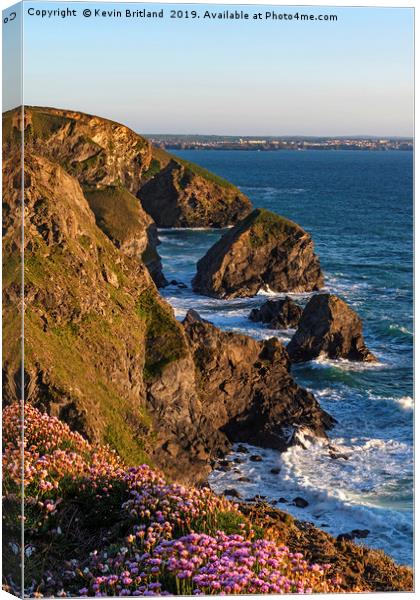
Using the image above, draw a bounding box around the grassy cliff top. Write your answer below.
[235,208,304,247]
[149,145,244,192]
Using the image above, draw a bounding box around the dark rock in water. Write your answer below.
[270,467,281,474]
[219,459,232,468]
[249,297,303,329]
[177,282,188,289]
[250,454,263,462]
[287,293,376,363]
[293,497,309,508]
[329,449,350,460]
[233,457,244,464]
[238,476,251,482]
[182,309,334,453]
[254,494,267,501]
[278,497,288,503]
[140,158,252,228]
[351,529,370,539]
[237,445,249,454]
[192,208,324,298]
[223,488,241,498]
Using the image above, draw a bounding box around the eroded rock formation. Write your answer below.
[139,156,252,228]
[287,293,376,363]
[182,309,334,451]
[193,208,324,298]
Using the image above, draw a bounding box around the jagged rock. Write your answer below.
[337,533,354,542]
[182,309,334,452]
[223,488,241,498]
[250,455,263,462]
[287,294,376,363]
[352,529,370,539]
[293,497,309,508]
[270,467,281,474]
[139,157,252,228]
[192,209,324,298]
[249,297,303,329]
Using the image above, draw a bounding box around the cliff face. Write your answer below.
[2,108,333,484]
[2,150,208,477]
[140,154,252,227]
[3,107,252,230]
[3,106,152,192]
[3,107,167,287]
[193,208,324,298]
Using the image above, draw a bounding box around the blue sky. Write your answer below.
[3,2,414,136]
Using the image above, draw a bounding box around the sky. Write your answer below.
[2,1,414,136]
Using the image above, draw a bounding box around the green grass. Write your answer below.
[136,288,187,380]
[84,185,145,245]
[2,113,21,146]
[24,304,152,466]
[149,144,241,191]
[236,208,302,248]
[29,110,70,140]
[176,157,235,189]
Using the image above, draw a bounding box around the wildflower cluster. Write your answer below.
[3,403,342,596]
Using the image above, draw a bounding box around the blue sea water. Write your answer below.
[157,150,413,566]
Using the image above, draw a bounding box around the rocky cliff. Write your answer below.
[193,208,324,298]
[3,106,252,231]
[183,310,334,451]
[2,149,208,479]
[2,136,334,483]
[139,152,252,227]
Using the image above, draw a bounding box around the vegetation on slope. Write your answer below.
[3,403,344,597]
[237,208,304,248]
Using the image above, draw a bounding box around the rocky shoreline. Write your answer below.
[2,106,412,593]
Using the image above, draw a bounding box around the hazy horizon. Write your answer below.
[3,2,414,137]
[2,104,413,139]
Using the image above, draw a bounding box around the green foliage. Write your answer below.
[29,110,70,140]
[136,288,186,380]
[2,112,21,146]
[149,144,241,192]
[176,157,234,189]
[237,208,302,248]
[84,186,145,245]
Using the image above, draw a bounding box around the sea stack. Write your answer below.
[287,293,376,363]
[192,208,324,298]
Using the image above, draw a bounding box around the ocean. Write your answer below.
[157,149,413,566]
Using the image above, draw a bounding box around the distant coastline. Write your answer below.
[149,135,413,152]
